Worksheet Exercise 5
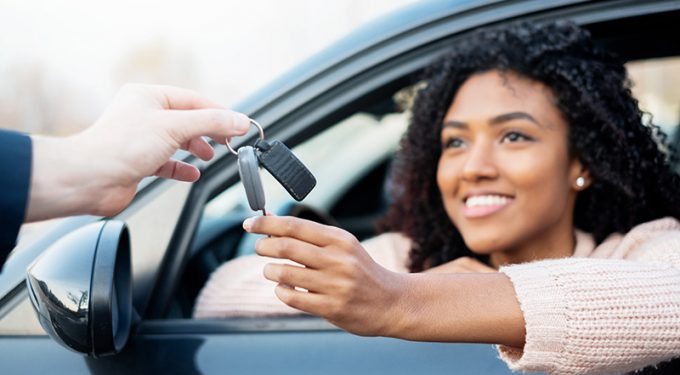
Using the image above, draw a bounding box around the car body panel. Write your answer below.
[0,332,512,374]
[1,0,680,374]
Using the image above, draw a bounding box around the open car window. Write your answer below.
[174,87,413,319]
[179,55,680,321]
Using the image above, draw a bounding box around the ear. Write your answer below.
[568,158,592,191]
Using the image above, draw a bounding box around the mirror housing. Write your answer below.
[26,220,132,357]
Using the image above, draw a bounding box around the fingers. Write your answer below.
[244,216,356,248]
[273,284,327,315]
[154,159,200,181]
[161,108,250,146]
[256,237,329,269]
[264,263,334,292]
[181,137,214,161]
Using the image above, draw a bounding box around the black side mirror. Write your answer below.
[25,220,133,357]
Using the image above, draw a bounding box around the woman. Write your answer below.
[196,21,680,374]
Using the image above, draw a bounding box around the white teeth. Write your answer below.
[465,195,511,208]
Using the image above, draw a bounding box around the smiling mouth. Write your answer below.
[463,194,513,218]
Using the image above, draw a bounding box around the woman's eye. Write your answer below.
[443,137,465,149]
[501,131,532,143]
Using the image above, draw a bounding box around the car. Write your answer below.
[1,0,680,373]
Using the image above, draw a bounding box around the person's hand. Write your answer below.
[244,216,526,347]
[243,215,408,337]
[27,84,250,221]
[424,256,495,274]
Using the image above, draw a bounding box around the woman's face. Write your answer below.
[437,70,586,261]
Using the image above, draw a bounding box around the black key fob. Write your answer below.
[254,139,316,201]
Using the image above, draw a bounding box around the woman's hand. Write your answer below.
[243,215,408,337]
[244,215,526,347]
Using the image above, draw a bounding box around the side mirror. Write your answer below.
[25,220,133,357]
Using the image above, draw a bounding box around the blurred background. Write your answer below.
[2,0,679,253]
[0,0,418,136]
[0,0,677,139]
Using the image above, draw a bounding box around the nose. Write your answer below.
[461,140,498,181]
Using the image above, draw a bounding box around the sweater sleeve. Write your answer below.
[497,231,680,374]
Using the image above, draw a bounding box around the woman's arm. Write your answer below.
[244,215,526,347]
[387,272,526,346]
[245,215,680,375]
[497,255,680,374]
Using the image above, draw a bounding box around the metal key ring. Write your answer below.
[226,119,265,156]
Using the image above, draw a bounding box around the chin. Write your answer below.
[462,235,509,255]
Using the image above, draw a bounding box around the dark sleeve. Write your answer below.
[0,129,32,268]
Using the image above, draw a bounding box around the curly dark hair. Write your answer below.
[378,20,680,272]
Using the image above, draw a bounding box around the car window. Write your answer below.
[203,112,408,222]
[183,55,680,320]
[199,101,410,261]
[195,111,409,263]
[170,87,414,319]
[0,297,45,335]
[201,81,419,234]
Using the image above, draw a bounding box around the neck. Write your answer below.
[489,219,576,269]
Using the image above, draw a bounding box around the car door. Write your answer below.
[1,1,680,374]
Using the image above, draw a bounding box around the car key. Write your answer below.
[253,138,316,201]
[227,118,315,207]
[237,145,266,215]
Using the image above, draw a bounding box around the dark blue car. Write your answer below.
[1,0,679,373]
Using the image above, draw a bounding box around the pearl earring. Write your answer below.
[575,176,585,188]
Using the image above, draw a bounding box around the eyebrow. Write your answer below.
[443,111,543,129]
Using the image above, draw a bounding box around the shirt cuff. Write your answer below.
[496,260,571,373]
[0,130,32,267]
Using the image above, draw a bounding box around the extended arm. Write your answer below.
[243,215,525,347]
[245,215,680,374]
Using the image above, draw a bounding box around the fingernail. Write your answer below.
[243,217,255,231]
[237,113,250,132]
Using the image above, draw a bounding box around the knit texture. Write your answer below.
[498,217,680,374]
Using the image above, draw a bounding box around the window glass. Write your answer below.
[198,110,408,260]
[178,95,409,318]
[203,112,407,221]
[0,294,45,335]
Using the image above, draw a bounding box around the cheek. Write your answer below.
[436,156,458,194]
[505,149,571,212]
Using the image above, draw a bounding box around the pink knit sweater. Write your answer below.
[194,217,680,374]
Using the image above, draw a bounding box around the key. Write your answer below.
[237,146,266,215]
[254,139,316,201]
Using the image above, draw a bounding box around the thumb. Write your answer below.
[161,108,251,145]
